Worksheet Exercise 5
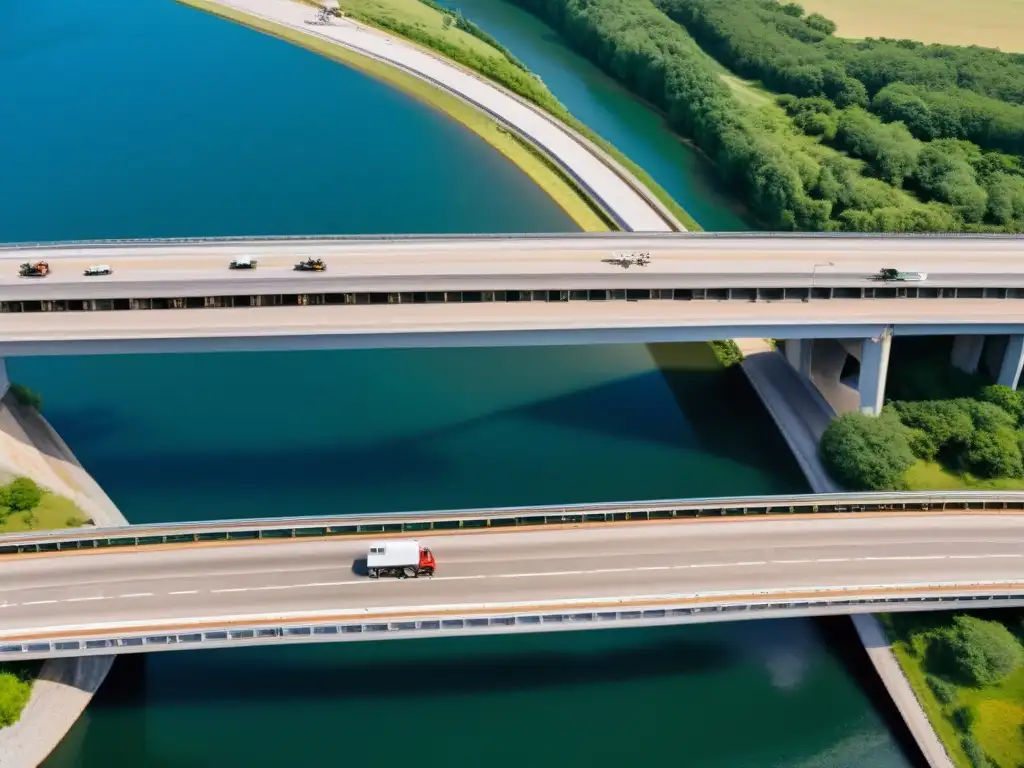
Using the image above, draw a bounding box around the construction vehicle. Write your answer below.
[294,258,326,272]
[874,268,927,282]
[365,540,436,579]
[84,265,112,276]
[19,261,50,277]
[230,257,257,270]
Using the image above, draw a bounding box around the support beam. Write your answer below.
[951,334,985,375]
[784,339,812,379]
[998,335,1024,390]
[860,329,892,416]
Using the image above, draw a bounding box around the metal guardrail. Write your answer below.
[3,590,1022,661]
[2,491,1022,555]
[0,232,1020,250]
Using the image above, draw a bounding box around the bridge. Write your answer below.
[3,232,1024,414]
[1,492,1023,661]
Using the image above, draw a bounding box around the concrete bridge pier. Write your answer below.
[951,334,986,375]
[0,357,9,401]
[858,330,892,416]
[784,337,812,378]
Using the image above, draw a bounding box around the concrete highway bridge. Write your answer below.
[2,232,1024,414]
[1,492,1022,661]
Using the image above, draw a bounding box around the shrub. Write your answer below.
[929,615,1024,687]
[955,398,1018,433]
[9,384,41,411]
[926,674,957,705]
[819,410,915,490]
[979,384,1024,424]
[710,340,744,367]
[0,667,32,728]
[952,704,977,730]
[961,735,992,768]
[892,400,974,450]
[966,426,1024,477]
[4,478,42,514]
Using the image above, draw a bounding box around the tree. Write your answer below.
[979,384,1024,423]
[966,427,1024,477]
[929,615,1024,687]
[5,478,42,513]
[819,410,915,490]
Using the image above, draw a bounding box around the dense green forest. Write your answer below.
[507,0,1024,232]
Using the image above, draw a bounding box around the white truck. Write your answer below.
[365,539,436,579]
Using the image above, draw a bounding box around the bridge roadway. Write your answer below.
[1,513,1022,658]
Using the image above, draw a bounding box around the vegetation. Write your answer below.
[506,0,1024,233]
[0,477,88,534]
[793,0,1024,53]
[0,663,36,729]
[820,382,1024,491]
[709,339,744,368]
[885,612,1024,768]
[9,384,41,411]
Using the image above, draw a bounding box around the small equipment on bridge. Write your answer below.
[84,265,112,277]
[18,261,50,278]
[602,252,651,269]
[365,539,436,579]
[294,258,326,272]
[874,268,928,282]
[229,257,257,270]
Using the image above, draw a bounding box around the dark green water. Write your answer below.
[1,0,908,765]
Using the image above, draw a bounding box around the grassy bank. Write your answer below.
[0,490,89,534]
[884,613,1024,768]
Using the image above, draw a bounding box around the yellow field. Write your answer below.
[796,0,1024,52]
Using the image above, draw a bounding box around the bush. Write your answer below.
[952,704,977,730]
[961,735,992,768]
[926,674,957,705]
[819,410,915,490]
[9,383,41,411]
[0,667,33,728]
[2,478,42,514]
[966,426,1024,477]
[979,384,1024,424]
[892,400,975,450]
[929,615,1024,687]
[710,339,744,367]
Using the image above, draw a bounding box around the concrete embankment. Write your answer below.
[738,350,952,768]
[0,392,127,768]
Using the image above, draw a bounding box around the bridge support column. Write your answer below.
[0,358,9,401]
[998,335,1024,390]
[859,329,892,417]
[784,339,812,379]
[951,334,985,375]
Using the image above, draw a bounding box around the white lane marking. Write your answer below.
[6,553,1020,608]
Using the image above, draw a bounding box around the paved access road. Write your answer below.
[1,514,1022,640]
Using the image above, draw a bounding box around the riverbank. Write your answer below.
[0,392,128,767]
[179,0,691,232]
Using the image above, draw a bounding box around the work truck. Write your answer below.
[365,540,436,579]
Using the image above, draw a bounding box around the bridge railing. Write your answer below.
[0,232,1019,250]
[2,589,1022,660]
[1,491,1021,555]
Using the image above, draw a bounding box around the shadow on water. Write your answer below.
[92,634,734,711]
[43,351,805,503]
[816,617,928,768]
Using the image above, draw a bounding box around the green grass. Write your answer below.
[883,614,1024,768]
[0,491,89,534]
[904,459,1024,491]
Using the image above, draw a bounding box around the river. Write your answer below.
[0,0,908,765]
